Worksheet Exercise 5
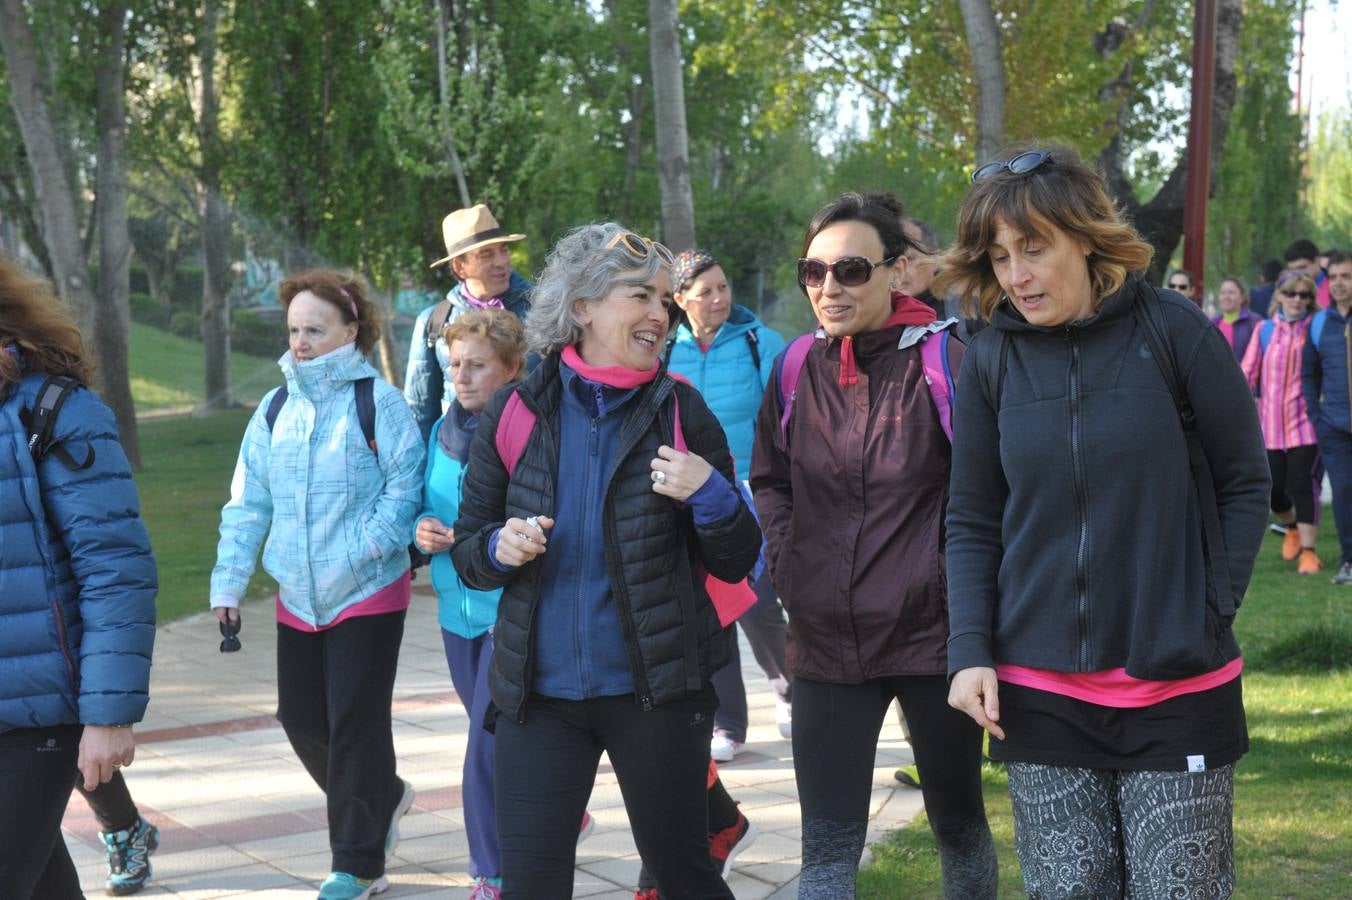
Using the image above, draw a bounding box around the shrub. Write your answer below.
[232,309,287,359]
[170,310,200,340]
[129,292,169,329]
[170,266,204,311]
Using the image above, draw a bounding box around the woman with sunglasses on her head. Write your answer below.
[210,270,425,900]
[942,145,1269,898]
[1241,270,1323,574]
[451,224,761,899]
[751,191,997,899]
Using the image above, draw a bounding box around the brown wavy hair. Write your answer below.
[279,269,382,356]
[0,255,94,387]
[443,308,527,373]
[935,142,1154,321]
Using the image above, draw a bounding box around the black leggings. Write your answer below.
[793,675,997,899]
[0,724,82,899]
[1268,445,1321,524]
[76,769,140,833]
[494,691,732,900]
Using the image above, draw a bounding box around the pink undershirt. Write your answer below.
[276,571,412,632]
[996,656,1244,708]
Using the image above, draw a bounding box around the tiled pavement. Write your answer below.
[63,585,925,898]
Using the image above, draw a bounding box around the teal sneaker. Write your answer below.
[100,816,159,896]
[317,871,389,899]
[384,778,416,862]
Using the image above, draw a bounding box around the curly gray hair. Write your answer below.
[524,222,668,355]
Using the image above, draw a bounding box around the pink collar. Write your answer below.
[560,344,660,388]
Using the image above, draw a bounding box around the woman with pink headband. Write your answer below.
[210,269,426,900]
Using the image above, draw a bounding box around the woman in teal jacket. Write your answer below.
[210,270,424,900]
[413,308,526,900]
[664,249,792,758]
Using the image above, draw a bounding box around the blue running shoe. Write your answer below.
[317,871,389,899]
[384,778,416,862]
[101,816,159,896]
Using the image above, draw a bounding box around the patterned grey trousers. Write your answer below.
[1006,762,1236,899]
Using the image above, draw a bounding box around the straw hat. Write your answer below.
[430,204,526,268]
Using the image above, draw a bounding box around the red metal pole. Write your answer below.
[1182,0,1217,307]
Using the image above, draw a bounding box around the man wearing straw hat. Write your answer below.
[404,204,533,441]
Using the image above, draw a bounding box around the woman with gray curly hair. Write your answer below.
[451,223,762,898]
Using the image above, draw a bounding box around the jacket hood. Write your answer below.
[991,274,1144,335]
[278,343,380,399]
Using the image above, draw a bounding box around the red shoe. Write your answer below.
[577,810,595,844]
[633,890,660,900]
[1282,527,1302,560]
[1298,548,1323,574]
[709,811,758,878]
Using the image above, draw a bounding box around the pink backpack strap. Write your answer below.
[777,333,816,441]
[494,391,537,475]
[919,328,955,443]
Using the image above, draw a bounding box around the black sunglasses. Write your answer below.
[797,255,898,288]
[1280,289,1314,301]
[219,613,242,653]
[1168,282,1192,291]
[972,150,1054,183]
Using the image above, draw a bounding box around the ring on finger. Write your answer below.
[651,470,666,485]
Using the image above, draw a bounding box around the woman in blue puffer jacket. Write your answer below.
[412,308,526,899]
[0,256,157,899]
[664,249,792,759]
[210,270,425,900]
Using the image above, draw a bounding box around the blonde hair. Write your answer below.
[279,269,382,356]
[443,308,527,372]
[1274,271,1318,315]
[0,255,94,387]
[935,142,1154,321]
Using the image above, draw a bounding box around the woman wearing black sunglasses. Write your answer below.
[751,191,997,898]
[941,143,1269,898]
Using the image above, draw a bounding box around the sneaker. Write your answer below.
[578,810,595,844]
[317,871,389,900]
[709,811,757,878]
[710,732,745,763]
[1333,562,1352,585]
[469,877,503,899]
[775,699,792,740]
[1269,521,1291,537]
[633,890,661,900]
[101,816,159,896]
[1282,527,1302,560]
[384,778,415,862]
[1298,548,1323,575]
[893,765,921,789]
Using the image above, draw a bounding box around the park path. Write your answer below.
[63,584,925,898]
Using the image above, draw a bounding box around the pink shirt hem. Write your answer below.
[996,657,1244,708]
[276,571,412,632]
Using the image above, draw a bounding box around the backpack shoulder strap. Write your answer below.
[1258,319,1275,354]
[776,333,816,441]
[918,328,956,442]
[1311,309,1327,348]
[355,377,377,456]
[494,390,537,475]
[1132,285,1195,430]
[264,385,289,431]
[22,375,94,470]
[425,298,453,346]
[744,329,762,371]
[663,336,677,367]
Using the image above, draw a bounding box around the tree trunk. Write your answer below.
[1098,0,1242,283]
[0,0,98,333]
[374,283,401,385]
[957,0,1006,163]
[648,0,696,250]
[198,0,233,410]
[92,1,141,468]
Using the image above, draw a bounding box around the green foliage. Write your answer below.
[129,291,167,328]
[169,309,199,339]
[128,320,278,413]
[1307,108,1352,252]
[230,308,286,359]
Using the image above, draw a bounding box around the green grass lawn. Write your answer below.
[129,321,280,414]
[134,409,277,623]
[859,524,1352,898]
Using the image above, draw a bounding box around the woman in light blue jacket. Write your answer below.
[412,308,525,899]
[664,249,792,760]
[210,270,425,900]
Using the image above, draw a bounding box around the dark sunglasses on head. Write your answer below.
[797,255,898,288]
[1281,289,1314,300]
[971,149,1054,183]
[604,231,676,266]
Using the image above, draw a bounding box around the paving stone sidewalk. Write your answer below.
[63,585,925,898]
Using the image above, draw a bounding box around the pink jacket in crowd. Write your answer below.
[1241,313,1317,450]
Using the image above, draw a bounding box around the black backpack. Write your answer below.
[19,375,96,470]
[263,377,429,573]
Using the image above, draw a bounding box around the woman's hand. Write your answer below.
[78,724,136,790]
[495,516,555,567]
[649,445,714,502]
[948,667,1005,740]
[416,516,455,554]
[213,606,239,626]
